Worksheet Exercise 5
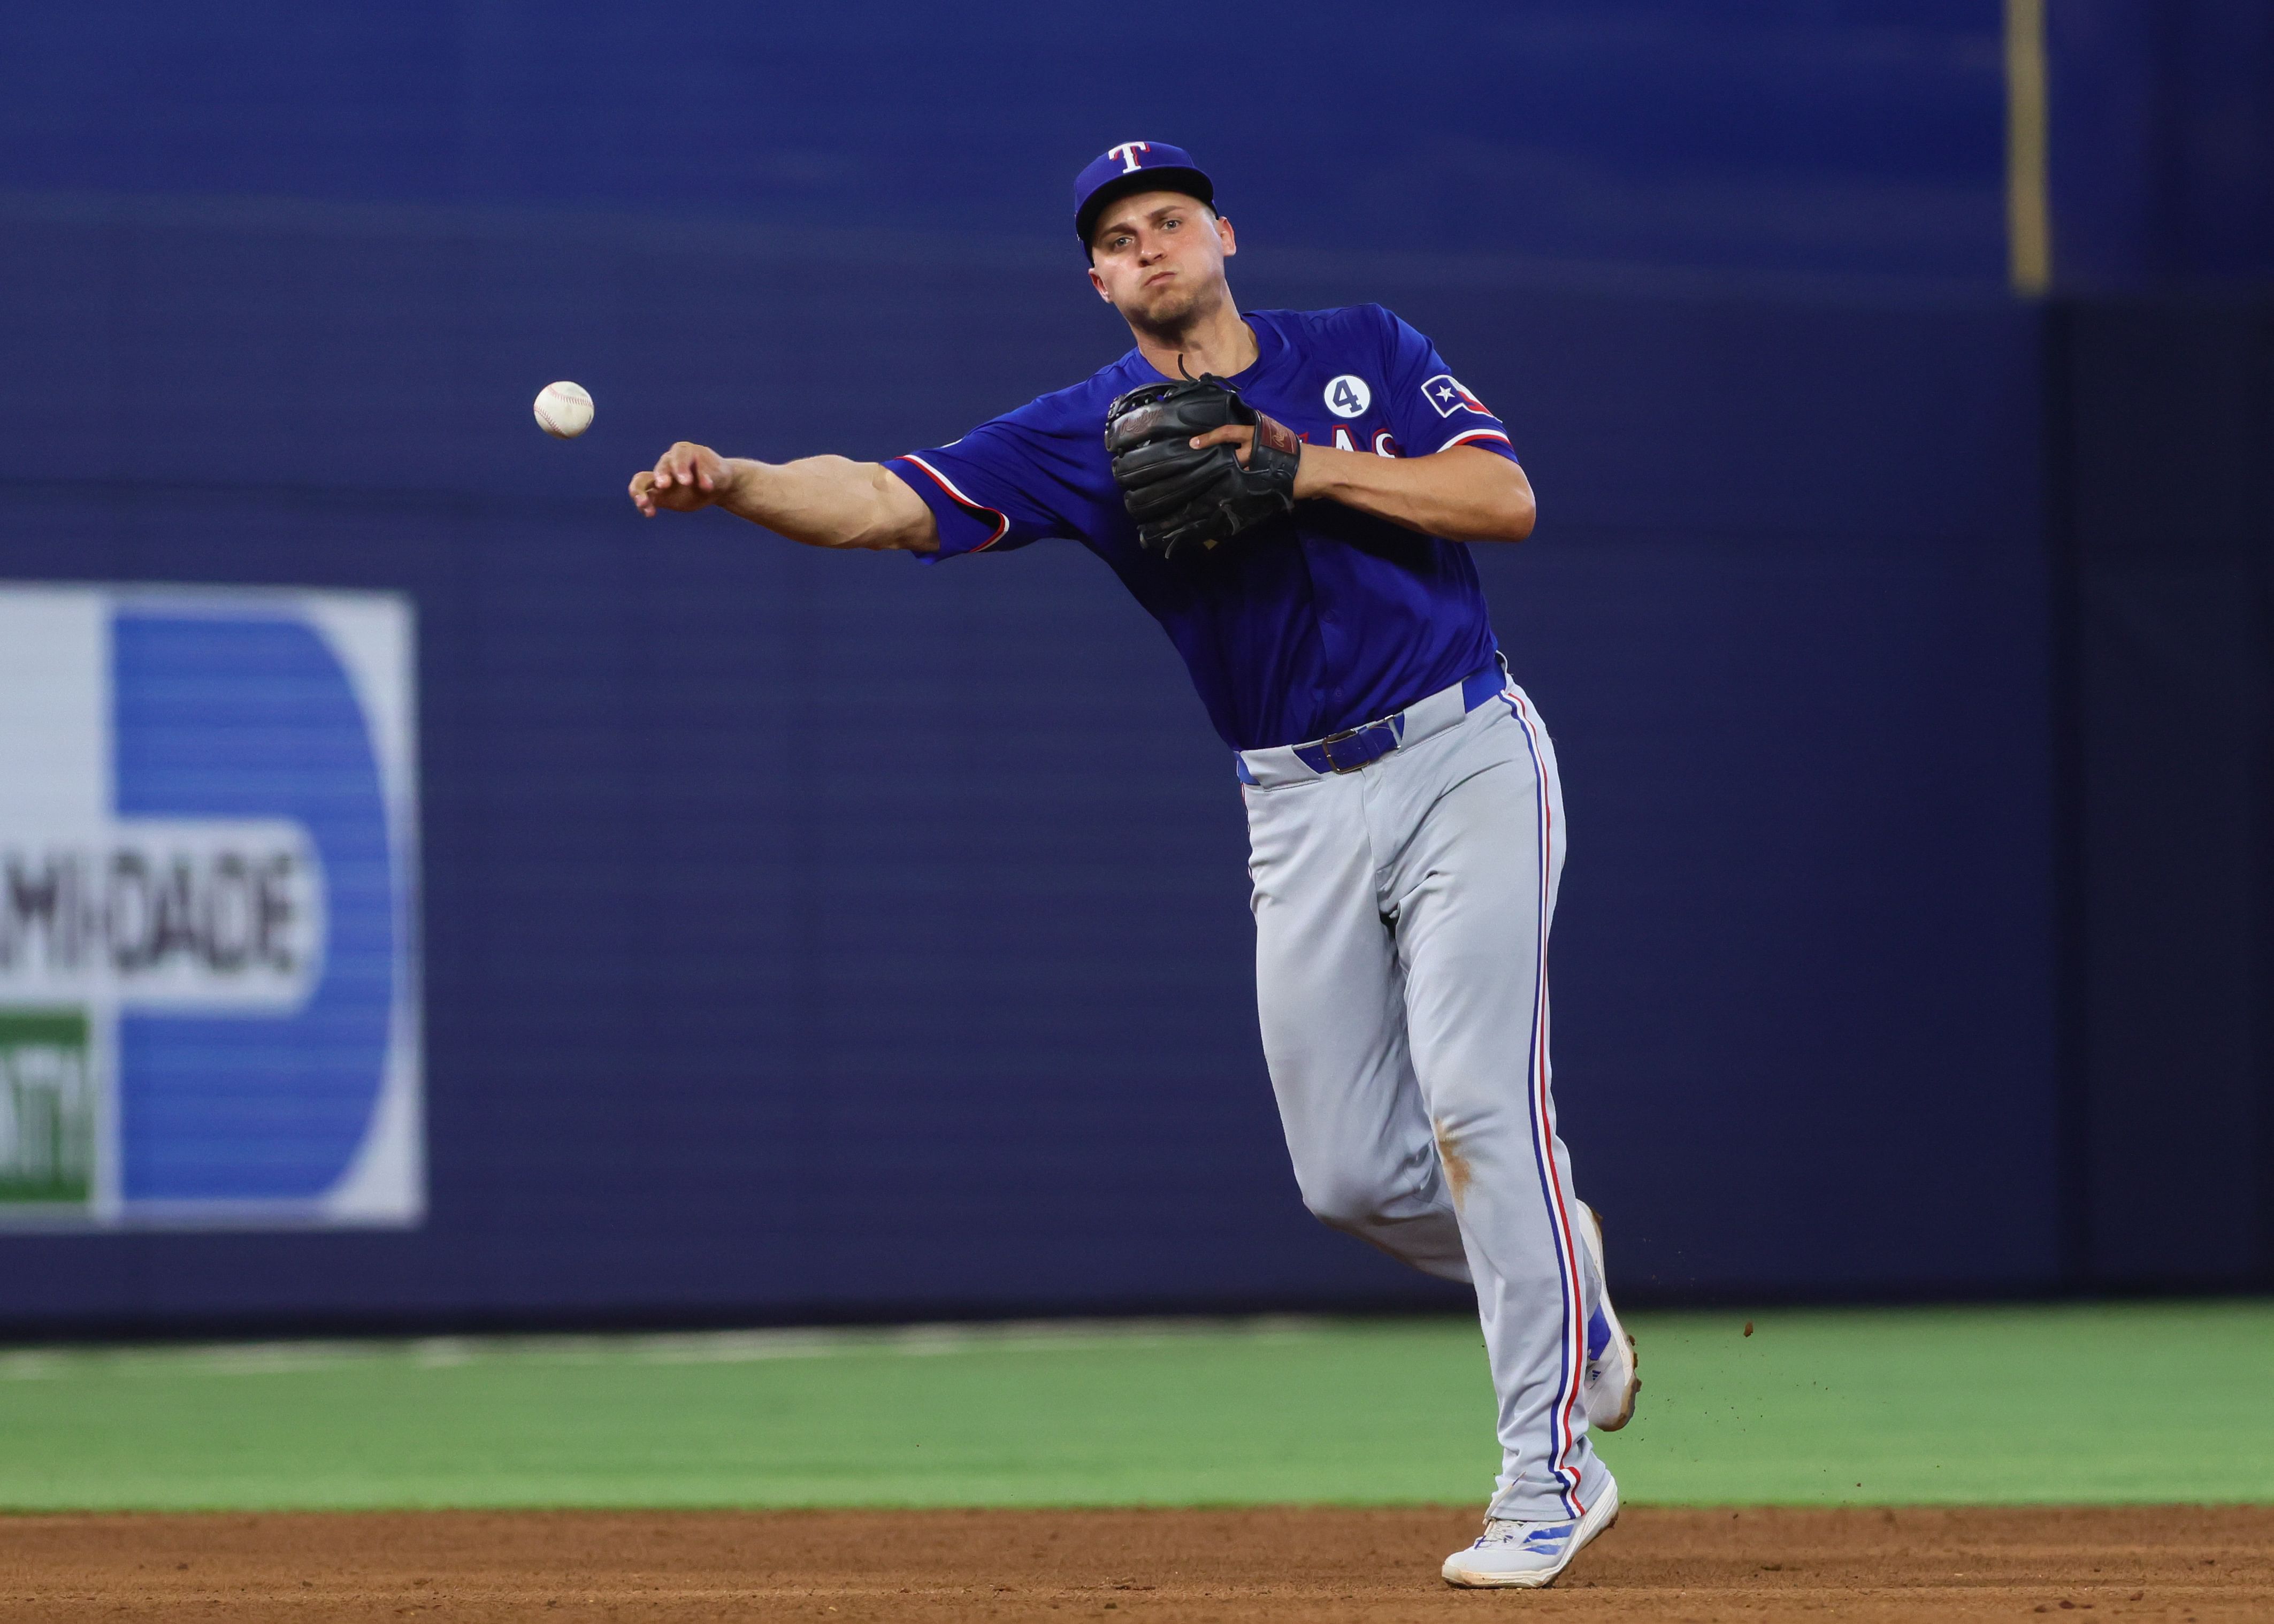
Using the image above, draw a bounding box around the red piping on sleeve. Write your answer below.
[898,455,1012,551]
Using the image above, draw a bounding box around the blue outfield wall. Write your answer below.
[0,2,2014,284]
[7,0,2264,298]
[2047,298,2274,1291]
[0,194,2063,1328]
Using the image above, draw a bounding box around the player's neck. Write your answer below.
[1130,294,1258,381]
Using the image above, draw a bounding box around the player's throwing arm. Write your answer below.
[629,442,940,553]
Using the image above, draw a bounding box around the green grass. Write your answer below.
[0,1303,2266,1511]
[1611,1301,2273,1505]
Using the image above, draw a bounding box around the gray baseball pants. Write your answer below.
[1238,674,1611,1521]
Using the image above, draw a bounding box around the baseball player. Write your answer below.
[630,141,1639,1589]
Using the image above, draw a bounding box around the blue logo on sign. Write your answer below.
[113,615,398,1201]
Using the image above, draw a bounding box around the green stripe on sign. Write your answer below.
[0,1007,93,1205]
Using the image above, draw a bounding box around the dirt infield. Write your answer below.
[2,1506,2268,1621]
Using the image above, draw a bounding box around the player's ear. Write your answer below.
[1087,263,1113,302]
[1215,212,1237,257]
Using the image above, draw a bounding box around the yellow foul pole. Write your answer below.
[2007,0,2052,293]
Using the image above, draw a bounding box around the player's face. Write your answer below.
[1086,192,1237,328]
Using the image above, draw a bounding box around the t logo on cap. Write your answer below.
[1073,141,1216,248]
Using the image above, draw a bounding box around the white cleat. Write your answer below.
[1441,1475,1621,1589]
[1574,1201,1640,1431]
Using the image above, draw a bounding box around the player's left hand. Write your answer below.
[1185,417,1310,486]
[1104,374,1303,559]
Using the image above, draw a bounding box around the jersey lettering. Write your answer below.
[1372,430,1401,458]
[1331,426,1357,453]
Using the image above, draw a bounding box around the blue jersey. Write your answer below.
[886,305,1519,752]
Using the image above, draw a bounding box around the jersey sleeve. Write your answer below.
[1373,307,1520,464]
[885,409,1082,561]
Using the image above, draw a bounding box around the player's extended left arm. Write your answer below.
[1190,427,1535,543]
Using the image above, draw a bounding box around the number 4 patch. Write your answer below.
[1421,374,1490,417]
[1323,374,1372,418]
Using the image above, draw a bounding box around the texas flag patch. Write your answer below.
[1421,374,1491,417]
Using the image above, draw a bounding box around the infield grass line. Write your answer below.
[0,1301,2265,1511]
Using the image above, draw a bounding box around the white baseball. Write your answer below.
[534,381,594,439]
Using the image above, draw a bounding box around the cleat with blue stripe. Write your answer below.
[1441,1476,1620,1589]
[1576,1201,1640,1431]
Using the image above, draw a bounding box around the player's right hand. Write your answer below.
[630,442,731,517]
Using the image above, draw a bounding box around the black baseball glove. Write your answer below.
[1103,373,1301,560]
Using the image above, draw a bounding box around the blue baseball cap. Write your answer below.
[1074,141,1216,249]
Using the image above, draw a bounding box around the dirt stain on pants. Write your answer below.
[1433,1118,1472,1206]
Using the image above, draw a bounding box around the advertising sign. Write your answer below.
[0,587,421,1227]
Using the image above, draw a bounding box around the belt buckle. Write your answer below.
[1318,724,1372,774]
